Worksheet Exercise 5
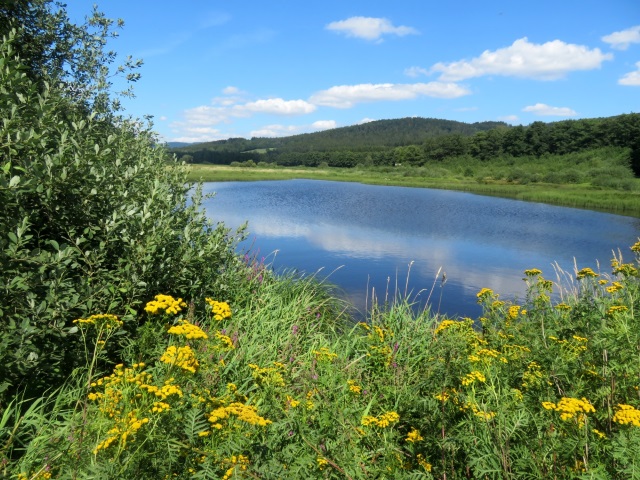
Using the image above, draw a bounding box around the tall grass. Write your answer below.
[4,242,640,478]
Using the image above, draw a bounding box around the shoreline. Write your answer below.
[185,164,640,219]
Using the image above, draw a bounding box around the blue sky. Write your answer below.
[66,1,640,143]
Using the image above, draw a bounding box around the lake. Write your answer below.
[201,180,640,319]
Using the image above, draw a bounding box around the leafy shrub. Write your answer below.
[0,31,243,401]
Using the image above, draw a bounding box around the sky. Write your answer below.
[65,1,640,143]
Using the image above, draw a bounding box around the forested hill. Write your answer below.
[173,117,506,154]
[172,113,640,170]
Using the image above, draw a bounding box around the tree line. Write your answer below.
[174,114,640,174]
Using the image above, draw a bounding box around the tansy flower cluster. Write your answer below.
[476,287,495,301]
[73,313,122,330]
[405,428,423,442]
[607,305,629,316]
[576,267,599,279]
[205,298,232,320]
[208,402,272,429]
[93,412,149,454]
[542,397,595,423]
[361,411,400,428]
[347,379,362,394]
[606,281,624,293]
[613,404,640,427]
[221,455,250,480]
[462,370,486,386]
[167,320,208,339]
[160,345,199,373]
[611,259,638,277]
[145,294,187,315]
[312,346,338,362]
[434,318,474,336]
[524,268,543,277]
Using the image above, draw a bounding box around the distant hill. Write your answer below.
[170,113,640,170]
[172,117,508,155]
[166,141,196,149]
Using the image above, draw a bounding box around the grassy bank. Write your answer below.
[5,244,640,478]
[186,164,640,218]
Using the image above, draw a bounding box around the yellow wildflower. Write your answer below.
[160,345,199,373]
[361,411,399,428]
[576,267,599,279]
[462,371,486,386]
[205,298,232,320]
[406,428,423,442]
[613,404,640,427]
[167,320,208,339]
[145,294,186,315]
[73,313,122,329]
[317,456,329,470]
[476,287,494,301]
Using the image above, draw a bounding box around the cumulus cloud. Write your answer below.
[309,82,470,108]
[430,37,613,81]
[522,103,577,116]
[180,97,315,128]
[619,61,640,86]
[498,115,519,123]
[250,124,301,138]
[602,25,640,50]
[326,16,418,42]
[249,120,337,138]
[311,120,337,130]
[239,98,316,115]
[169,125,226,143]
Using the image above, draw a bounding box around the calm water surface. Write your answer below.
[201,180,640,319]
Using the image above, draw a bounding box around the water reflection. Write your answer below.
[201,180,640,318]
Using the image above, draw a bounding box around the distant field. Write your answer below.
[184,164,640,218]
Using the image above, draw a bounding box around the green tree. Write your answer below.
[0,4,242,401]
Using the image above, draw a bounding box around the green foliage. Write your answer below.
[0,23,242,400]
[5,243,640,478]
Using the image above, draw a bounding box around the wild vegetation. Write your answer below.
[4,2,640,479]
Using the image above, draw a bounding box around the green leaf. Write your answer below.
[9,175,20,187]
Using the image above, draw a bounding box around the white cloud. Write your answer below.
[619,61,640,86]
[326,16,418,42]
[404,66,430,77]
[180,97,315,127]
[309,82,470,108]
[498,115,519,123]
[159,116,168,121]
[250,124,301,138]
[238,98,316,115]
[522,103,577,116]
[311,120,337,130]
[170,126,226,143]
[358,117,376,124]
[430,37,613,81]
[602,25,640,50]
[249,120,336,138]
[222,86,241,95]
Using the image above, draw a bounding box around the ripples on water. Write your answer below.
[201,180,640,319]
